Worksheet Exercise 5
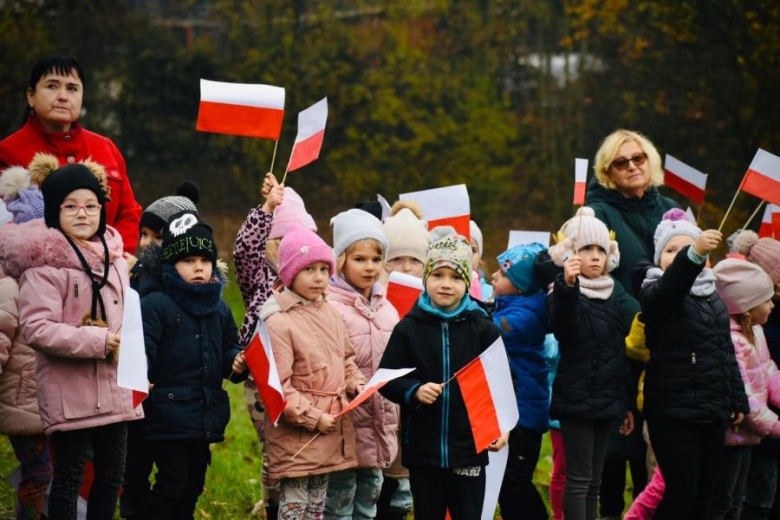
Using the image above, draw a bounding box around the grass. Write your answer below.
[0,275,634,519]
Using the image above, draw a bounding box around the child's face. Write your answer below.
[470,237,481,270]
[577,245,607,278]
[387,255,424,277]
[749,299,775,327]
[138,226,162,251]
[59,189,100,240]
[292,261,331,301]
[343,241,384,298]
[426,266,467,312]
[659,235,696,270]
[491,269,520,296]
[175,255,213,284]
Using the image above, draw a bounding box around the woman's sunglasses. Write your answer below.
[610,153,647,171]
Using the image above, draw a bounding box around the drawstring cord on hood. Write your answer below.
[61,231,110,322]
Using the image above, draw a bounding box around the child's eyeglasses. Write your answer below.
[610,153,647,171]
[60,203,102,216]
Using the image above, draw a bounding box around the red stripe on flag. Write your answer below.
[428,214,471,241]
[665,170,705,203]
[132,390,147,409]
[196,101,284,139]
[759,222,773,238]
[456,359,501,453]
[287,130,325,172]
[79,459,94,501]
[337,381,388,417]
[387,283,422,318]
[741,169,780,206]
[573,182,586,206]
[245,334,287,425]
[773,213,780,239]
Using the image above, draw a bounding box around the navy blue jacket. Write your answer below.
[379,297,501,468]
[139,247,246,443]
[492,291,549,432]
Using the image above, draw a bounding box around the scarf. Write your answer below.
[578,275,615,300]
[641,266,716,297]
[417,292,487,319]
[162,264,224,317]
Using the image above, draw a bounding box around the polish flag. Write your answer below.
[386,271,424,318]
[759,204,780,238]
[196,79,285,139]
[574,158,588,205]
[336,368,415,417]
[664,154,708,204]
[244,320,287,426]
[508,230,551,249]
[741,149,780,206]
[455,337,519,452]
[287,98,328,172]
[117,287,148,408]
[399,184,470,240]
[774,213,780,239]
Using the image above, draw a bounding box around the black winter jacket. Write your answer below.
[548,274,632,421]
[379,300,501,468]
[139,247,246,442]
[640,247,749,422]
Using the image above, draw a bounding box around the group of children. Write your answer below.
[0,154,779,520]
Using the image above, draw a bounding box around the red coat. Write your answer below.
[0,117,141,253]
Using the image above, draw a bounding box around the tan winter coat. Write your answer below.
[0,266,44,435]
[261,289,365,480]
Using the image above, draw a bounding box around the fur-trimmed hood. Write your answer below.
[0,219,124,278]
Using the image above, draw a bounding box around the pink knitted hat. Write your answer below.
[269,187,317,240]
[733,230,780,285]
[278,225,335,287]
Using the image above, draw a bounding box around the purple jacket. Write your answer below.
[0,220,142,434]
[328,278,400,469]
[726,321,780,446]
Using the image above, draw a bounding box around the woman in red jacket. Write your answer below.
[0,55,141,253]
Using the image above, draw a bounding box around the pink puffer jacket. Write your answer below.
[0,266,44,435]
[726,321,780,446]
[328,278,400,469]
[0,220,142,434]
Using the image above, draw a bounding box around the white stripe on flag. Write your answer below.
[665,154,708,189]
[294,98,328,142]
[200,79,285,109]
[481,338,519,434]
[749,149,780,182]
[399,184,470,221]
[575,158,588,183]
[508,231,551,249]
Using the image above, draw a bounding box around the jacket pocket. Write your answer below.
[14,369,34,405]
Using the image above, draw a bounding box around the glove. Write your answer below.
[625,313,649,362]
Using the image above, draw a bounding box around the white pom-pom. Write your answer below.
[0,166,31,201]
[733,230,759,256]
[575,206,596,218]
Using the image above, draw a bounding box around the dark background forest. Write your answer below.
[2,0,779,264]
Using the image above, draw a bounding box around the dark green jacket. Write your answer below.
[586,178,678,304]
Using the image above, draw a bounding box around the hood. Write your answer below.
[259,288,325,321]
[585,177,665,213]
[136,244,228,297]
[328,276,386,307]
[0,219,123,278]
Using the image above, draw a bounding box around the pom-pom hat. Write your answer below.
[653,208,702,265]
[733,230,780,285]
[548,207,620,273]
[141,180,200,234]
[714,258,775,315]
[278,225,336,288]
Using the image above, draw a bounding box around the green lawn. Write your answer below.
[0,276,634,518]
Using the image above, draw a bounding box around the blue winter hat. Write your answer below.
[497,243,546,294]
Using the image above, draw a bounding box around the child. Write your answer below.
[377,201,429,520]
[547,207,634,520]
[325,209,400,519]
[121,180,198,520]
[233,173,312,518]
[0,153,141,519]
[261,224,366,519]
[378,234,505,520]
[140,210,247,519]
[709,259,780,518]
[0,164,52,520]
[639,208,748,519]
[491,242,550,520]
[470,220,493,301]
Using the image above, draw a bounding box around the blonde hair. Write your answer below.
[594,129,664,190]
[266,238,281,264]
[733,313,756,346]
[336,238,386,276]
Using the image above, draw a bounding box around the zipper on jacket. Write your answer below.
[441,321,450,468]
[74,279,79,298]
[692,352,697,365]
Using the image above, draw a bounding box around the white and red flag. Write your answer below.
[196,79,285,139]
[336,368,415,417]
[741,149,780,206]
[664,154,708,204]
[287,98,328,173]
[244,320,287,426]
[759,204,780,238]
[574,158,588,205]
[399,184,470,240]
[386,271,424,318]
[454,337,519,453]
[117,287,148,408]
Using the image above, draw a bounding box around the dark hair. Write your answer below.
[29,55,86,91]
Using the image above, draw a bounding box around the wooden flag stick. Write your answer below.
[742,200,765,231]
[269,139,279,175]
[697,202,704,224]
[280,166,289,186]
[292,432,321,460]
[718,189,741,232]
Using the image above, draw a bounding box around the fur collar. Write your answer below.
[0,219,123,278]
